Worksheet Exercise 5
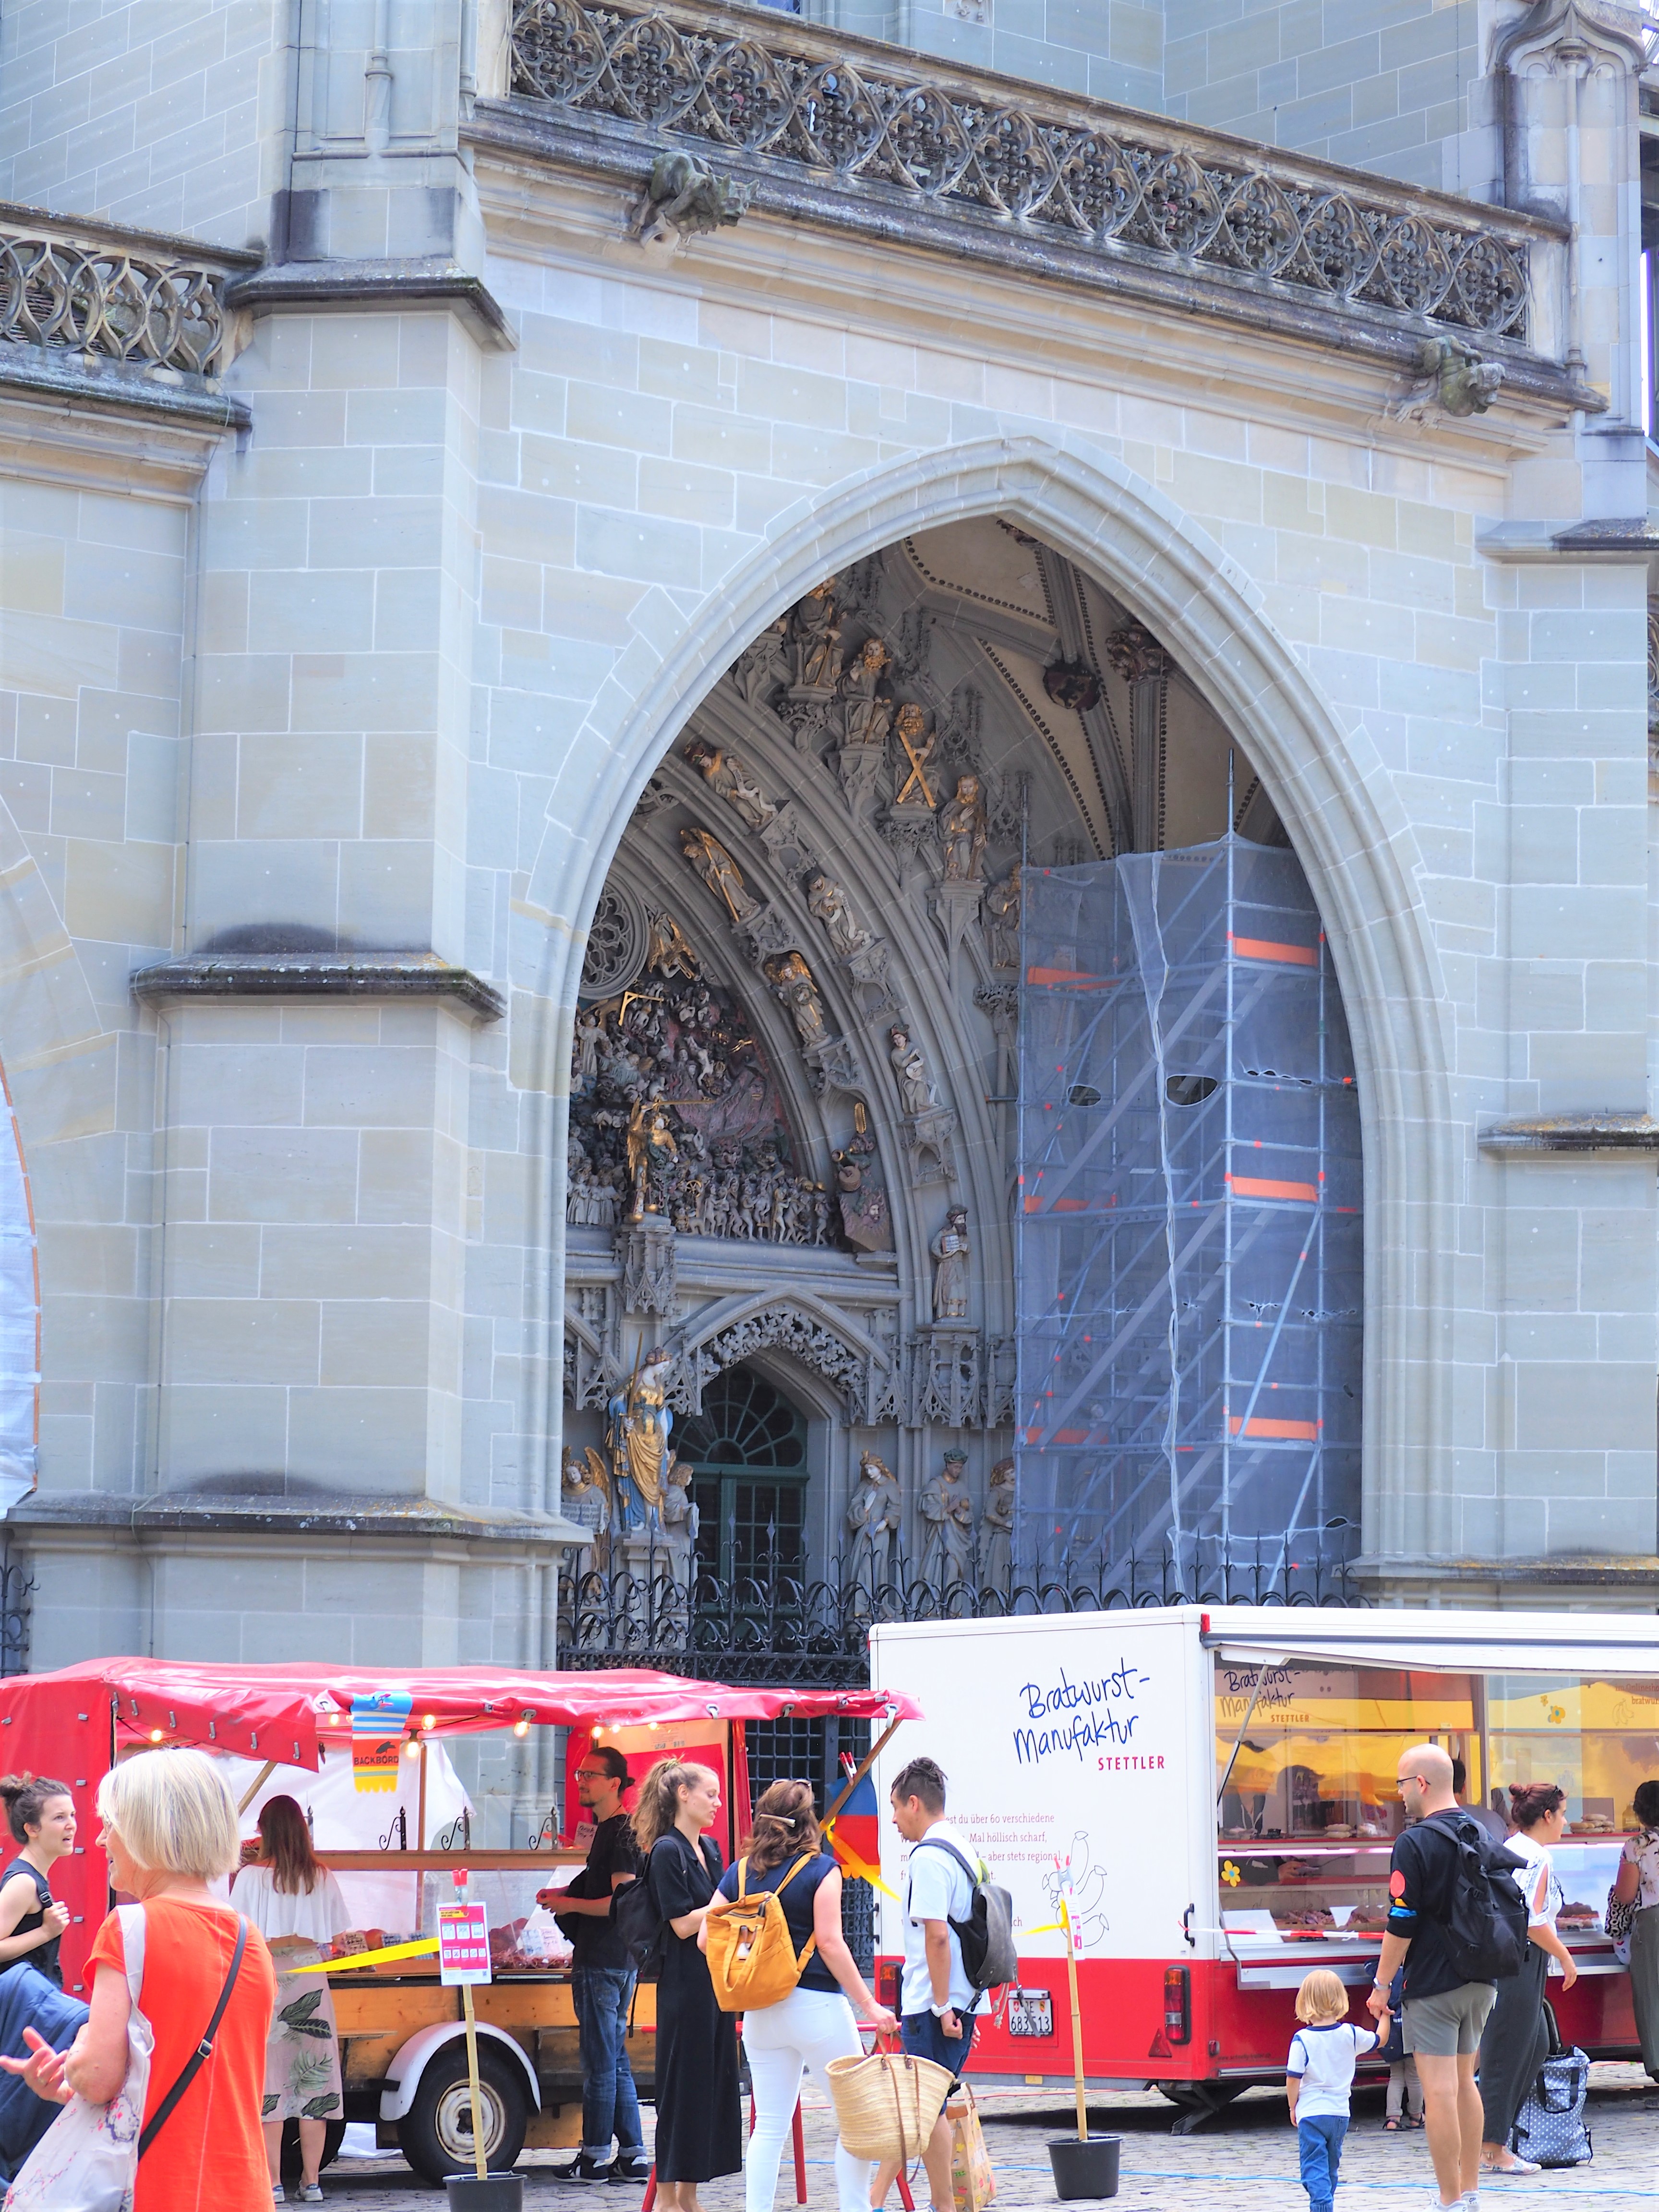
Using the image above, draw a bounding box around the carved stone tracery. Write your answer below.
[510,0,1532,340]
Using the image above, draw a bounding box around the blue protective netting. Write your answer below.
[1014,837,1362,1582]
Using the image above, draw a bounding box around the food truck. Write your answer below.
[869,1605,1653,2128]
[0,1659,918,2181]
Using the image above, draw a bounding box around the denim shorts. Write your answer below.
[901,2008,976,2082]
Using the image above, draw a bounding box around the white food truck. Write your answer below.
[869,1606,1653,2128]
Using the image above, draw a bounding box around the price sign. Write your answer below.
[437,1902,491,1987]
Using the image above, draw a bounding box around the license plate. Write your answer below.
[1008,1988,1054,2037]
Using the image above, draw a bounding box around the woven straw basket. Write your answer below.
[825,2051,955,2162]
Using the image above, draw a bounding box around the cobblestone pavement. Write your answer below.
[305,2063,1659,2208]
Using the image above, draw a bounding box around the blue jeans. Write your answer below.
[901,2008,976,2083]
[573,1965,644,2158]
[1297,2114,1347,2212]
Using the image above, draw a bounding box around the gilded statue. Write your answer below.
[684,738,777,834]
[766,951,830,1050]
[939,773,988,883]
[681,826,762,924]
[645,908,699,980]
[931,1204,971,1321]
[892,701,937,807]
[806,874,871,961]
[625,1093,679,1220]
[606,1345,674,1528]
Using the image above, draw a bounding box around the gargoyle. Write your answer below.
[1416,336,1505,418]
[628,151,753,246]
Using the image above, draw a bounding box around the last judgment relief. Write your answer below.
[564,519,1290,1586]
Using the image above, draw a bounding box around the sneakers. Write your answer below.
[609,2158,651,2185]
[298,2190,325,2206]
[553,2154,616,2183]
[271,2193,285,2208]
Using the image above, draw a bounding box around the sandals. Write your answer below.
[1384,2119,1403,2132]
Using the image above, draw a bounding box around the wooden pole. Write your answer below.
[236,1758,278,1815]
[1063,1899,1087,2143]
[461,1982,488,2182]
[823,1713,905,1825]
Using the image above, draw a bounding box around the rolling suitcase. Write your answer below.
[1510,1999,1591,2168]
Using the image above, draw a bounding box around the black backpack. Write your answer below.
[910,1838,1018,1994]
[611,1834,721,1983]
[1436,1813,1529,1983]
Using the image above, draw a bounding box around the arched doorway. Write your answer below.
[561,511,1365,1620]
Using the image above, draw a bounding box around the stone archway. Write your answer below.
[533,433,1455,1569]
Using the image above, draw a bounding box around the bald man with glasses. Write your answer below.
[1365,1744,1508,2212]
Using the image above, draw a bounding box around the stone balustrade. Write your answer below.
[507,0,1546,349]
[0,203,246,378]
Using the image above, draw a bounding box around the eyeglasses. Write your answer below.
[575,1768,615,1781]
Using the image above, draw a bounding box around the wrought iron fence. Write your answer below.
[508,0,1533,340]
[0,1551,32,1677]
[559,1530,1363,1683]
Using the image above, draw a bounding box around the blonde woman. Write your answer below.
[634,1758,742,2211]
[700,1779,896,2212]
[0,1747,277,2212]
[234,1794,357,2203]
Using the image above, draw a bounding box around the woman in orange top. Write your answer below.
[0,1746,276,2212]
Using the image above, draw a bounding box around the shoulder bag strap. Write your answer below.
[138,1914,249,2159]
[913,1837,978,1883]
[773,1854,814,1896]
[736,1856,749,1900]
[116,1901,147,2012]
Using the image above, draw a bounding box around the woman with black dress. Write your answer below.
[0,1776,74,1987]
[635,1758,742,2211]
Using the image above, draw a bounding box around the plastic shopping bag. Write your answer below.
[947,2086,995,2212]
[4,1904,150,2212]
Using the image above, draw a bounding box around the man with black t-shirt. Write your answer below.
[541,1745,648,2184]
[1365,1744,1494,2212]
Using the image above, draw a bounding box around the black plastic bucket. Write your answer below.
[1048,2134,1121,2200]
[444,2175,526,2212]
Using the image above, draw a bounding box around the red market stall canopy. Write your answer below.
[5,1659,923,1771]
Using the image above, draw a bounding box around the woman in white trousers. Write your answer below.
[702,1779,897,2212]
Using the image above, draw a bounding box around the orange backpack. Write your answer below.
[704,1854,818,2013]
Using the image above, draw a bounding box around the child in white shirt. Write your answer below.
[1287,1969,1381,2212]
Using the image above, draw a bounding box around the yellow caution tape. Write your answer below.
[288,1936,441,1975]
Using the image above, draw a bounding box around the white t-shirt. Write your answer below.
[233,1863,355,1947]
[1287,2021,1377,2120]
[901,1822,983,2019]
[1506,1831,1562,1932]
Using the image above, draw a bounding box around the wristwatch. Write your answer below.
[930,2000,954,2018]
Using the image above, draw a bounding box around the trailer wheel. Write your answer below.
[1155,2082,1245,2135]
[398,2042,528,2182]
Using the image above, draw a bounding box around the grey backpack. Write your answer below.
[910,1838,1018,1993]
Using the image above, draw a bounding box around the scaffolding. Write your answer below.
[1014,836,1362,1586]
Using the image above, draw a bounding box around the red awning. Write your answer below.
[5,1660,921,1771]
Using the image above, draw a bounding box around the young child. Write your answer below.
[1287,1969,1381,2212]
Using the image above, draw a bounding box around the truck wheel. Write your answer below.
[398,2043,529,2182]
[277,2117,347,2180]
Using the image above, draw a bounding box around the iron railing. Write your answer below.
[0,1550,32,1677]
[508,0,1533,340]
[559,1531,1364,1683]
